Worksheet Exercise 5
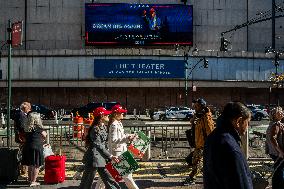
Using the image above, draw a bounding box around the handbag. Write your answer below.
[15,131,26,144]
[43,144,54,158]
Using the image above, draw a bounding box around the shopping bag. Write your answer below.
[127,131,150,159]
[43,144,54,158]
[105,151,139,182]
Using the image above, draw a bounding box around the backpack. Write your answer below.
[185,126,195,148]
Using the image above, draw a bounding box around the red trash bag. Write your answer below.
[44,155,66,184]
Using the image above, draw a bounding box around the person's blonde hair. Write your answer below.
[25,112,43,132]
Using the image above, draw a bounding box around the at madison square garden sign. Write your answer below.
[85,3,193,46]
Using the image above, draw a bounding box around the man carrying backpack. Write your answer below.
[183,98,215,185]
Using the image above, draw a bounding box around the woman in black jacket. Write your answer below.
[203,102,253,189]
[22,111,47,187]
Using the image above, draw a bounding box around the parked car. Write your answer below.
[32,104,56,120]
[152,108,167,120]
[165,107,195,120]
[151,106,195,120]
[61,115,72,121]
[246,104,269,121]
[71,102,120,118]
[8,104,55,120]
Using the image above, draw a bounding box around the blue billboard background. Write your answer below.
[94,59,184,78]
[85,3,193,46]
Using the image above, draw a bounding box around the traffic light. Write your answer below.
[181,0,187,5]
[220,37,230,51]
[203,58,208,68]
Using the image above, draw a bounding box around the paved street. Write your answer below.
[0,119,272,189]
[0,160,203,189]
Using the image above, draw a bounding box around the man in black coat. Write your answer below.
[14,102,31,175]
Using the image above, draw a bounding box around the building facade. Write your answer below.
[0,0,283,112]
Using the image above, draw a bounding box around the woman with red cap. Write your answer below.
[95,105,139,189]
[79,107,120,189]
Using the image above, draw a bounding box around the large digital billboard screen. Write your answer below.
[85,3,193,46]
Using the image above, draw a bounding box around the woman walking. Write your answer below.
[95,105,138,189]
[79,107,120,189]
[265,107,284,162]
[265,107,284,189]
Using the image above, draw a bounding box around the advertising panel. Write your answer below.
[12,21,23,47]
[94,59,184,78]
[86,3,193,46]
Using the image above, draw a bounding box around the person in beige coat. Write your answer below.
[95,105,138,189]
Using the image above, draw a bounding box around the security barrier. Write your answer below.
[0,121,269,160]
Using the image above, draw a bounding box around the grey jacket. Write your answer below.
[83,124,112,168]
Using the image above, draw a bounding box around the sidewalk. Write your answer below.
[1,178,203,189]
[0,160,203,189]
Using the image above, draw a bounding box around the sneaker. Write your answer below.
[29,182,40,187]
[183,177,195,186]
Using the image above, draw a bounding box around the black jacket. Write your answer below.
[203,124,253,189]
[14,111,27,133]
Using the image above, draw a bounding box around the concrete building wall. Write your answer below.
[0,0,283,110]
[0,87,281,112]
[0,55,282,82]
[0,0,283,52]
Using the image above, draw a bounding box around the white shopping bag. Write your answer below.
[43,144,54,158]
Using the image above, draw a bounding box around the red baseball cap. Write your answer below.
[93,107,111,117]
[111,105,127,114]
[150,8,155,13]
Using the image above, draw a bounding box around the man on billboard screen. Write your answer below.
[85,3,193,46]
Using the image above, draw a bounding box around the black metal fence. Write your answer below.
[0,122,192,159]
[0,121,269,160]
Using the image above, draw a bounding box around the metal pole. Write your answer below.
[268,87,271,112]
[7,20,12,148]
[246,0,249,51]
[185,64,188,107]
[191,72,194,104]
[272,0,276,49]
[275,53,279,106]
[24,0,27,50]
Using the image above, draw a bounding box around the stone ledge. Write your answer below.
[0,49,272,59]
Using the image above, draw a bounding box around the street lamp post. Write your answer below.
[184,53,189,107]
[266,47,283,106]
[184,55,209,107]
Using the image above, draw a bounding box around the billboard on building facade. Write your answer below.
[85,3,193,46]
[94,59,184,78]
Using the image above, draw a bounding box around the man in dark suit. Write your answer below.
[14,102,31,175]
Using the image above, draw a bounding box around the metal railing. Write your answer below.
[0,121,269,160]
[0,122,192,159]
